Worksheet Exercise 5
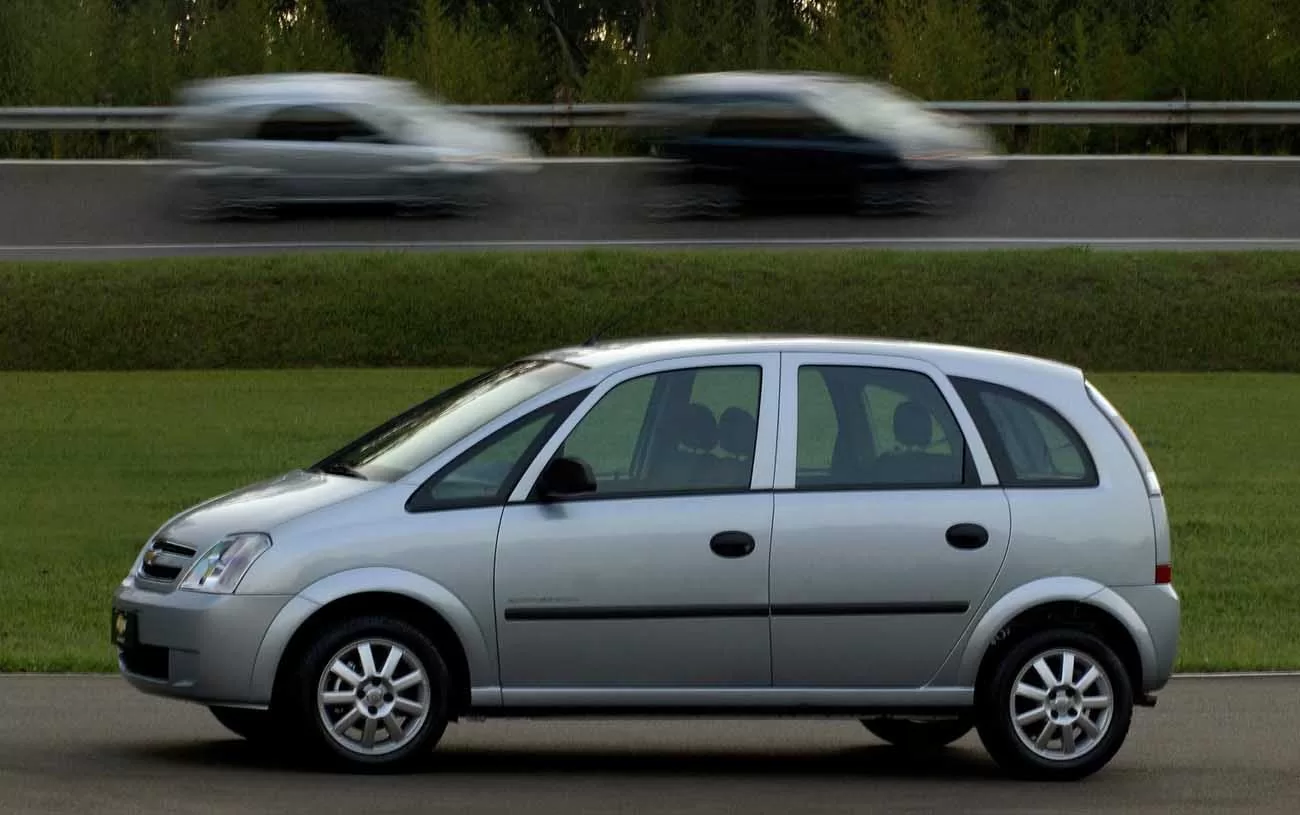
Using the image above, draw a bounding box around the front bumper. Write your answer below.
[111,581,292,706]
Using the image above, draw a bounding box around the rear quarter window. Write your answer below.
[952,377,1099,488]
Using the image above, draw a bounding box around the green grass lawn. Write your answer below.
[0,368,1295,673]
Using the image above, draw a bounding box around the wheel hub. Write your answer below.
[1047,686,1081,723]
[356,683,396,717]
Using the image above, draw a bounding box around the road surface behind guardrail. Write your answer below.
[2,156,1299,260]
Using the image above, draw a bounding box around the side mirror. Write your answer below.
[536,456,597,501]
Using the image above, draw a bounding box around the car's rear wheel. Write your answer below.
[641,182,740,220]
[975,628,1134,781]
[861,715,975,750]
[209,705,275,743]
[283,615,452,772]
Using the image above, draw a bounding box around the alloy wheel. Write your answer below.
[1008,646,1115,762]
[315,637,432,758]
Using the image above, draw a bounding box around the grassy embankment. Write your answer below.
[0,248,1297,672]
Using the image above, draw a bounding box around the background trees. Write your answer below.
[4,0,1298,155]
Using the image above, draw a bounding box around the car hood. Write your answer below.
[157,469,383,549]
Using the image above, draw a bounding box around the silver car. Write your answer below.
[111,335,1179,781]
[165,72,538,218]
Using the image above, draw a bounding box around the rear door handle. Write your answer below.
[945,523,989,550]
[710,531,756,558]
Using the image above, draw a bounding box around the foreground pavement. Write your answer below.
[1,674,1296,814]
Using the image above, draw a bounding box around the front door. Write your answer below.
[769,353,1013,689]
[493,353,780,703]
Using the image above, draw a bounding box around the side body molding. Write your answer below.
[939,576,1159,690]
[248,567,498,705]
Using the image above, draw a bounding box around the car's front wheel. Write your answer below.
[855,176,954,216]
[975,628,1134,781]
[283,615,452,772]
[862,715,974,750]
[641,182,741,220]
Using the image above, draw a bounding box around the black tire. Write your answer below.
[641,181,740,220]
[209,705,275,742]
[862,716,975,750]
[974,627,1134,781]
[280,614,453,773]
[166,174,226,222]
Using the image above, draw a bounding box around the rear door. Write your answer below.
[768,352,1013,689]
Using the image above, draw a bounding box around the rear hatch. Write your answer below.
[1085,380,1172,585]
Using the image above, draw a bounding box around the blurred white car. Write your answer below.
[166,73,539,219]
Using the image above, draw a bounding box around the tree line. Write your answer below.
[2,0,1298,157]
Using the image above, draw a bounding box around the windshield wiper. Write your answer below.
[312,461,368,480]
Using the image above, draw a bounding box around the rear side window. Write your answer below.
[952,377,1098,487]
[795,365,974,489]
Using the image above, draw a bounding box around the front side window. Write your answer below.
[311,360,586,482]
[549,364,763,498]
[795,365,970,489]
[407,391,587,510]
[952,377,1098,487]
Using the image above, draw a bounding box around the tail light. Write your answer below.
[1155,564,1172,584]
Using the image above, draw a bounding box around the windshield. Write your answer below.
[311,359,586,482]
[374,83,492,145]
[810,81,938,137]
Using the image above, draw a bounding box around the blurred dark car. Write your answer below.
[633,71,1003,218]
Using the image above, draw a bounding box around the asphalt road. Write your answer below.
[3,157,1300,260]
[0,674,1296,814]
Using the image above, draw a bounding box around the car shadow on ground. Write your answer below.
[125,739,1008,781]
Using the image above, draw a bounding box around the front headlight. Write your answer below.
[179,532,271,594]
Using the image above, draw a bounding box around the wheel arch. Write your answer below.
[249,567,495,716]
[952,578,1156,696]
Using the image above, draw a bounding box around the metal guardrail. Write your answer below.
[3,101,1300,132]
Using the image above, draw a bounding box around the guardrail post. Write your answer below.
[96,94,112,159]
[1013,88,1031,153]
[550,87,574,155]
[1174,88,1189,154]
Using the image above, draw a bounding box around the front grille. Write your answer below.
[119,644,170,681]
[137,538,198,582]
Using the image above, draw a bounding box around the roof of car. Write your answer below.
[530,334,1084,381]
[641,70,881,98]
[177,73,419,107]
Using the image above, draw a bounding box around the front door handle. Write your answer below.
[946,523,989,550]
[710,531,756,558]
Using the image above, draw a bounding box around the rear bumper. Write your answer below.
[111,581,292,707]
[1111,583,1181,693]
